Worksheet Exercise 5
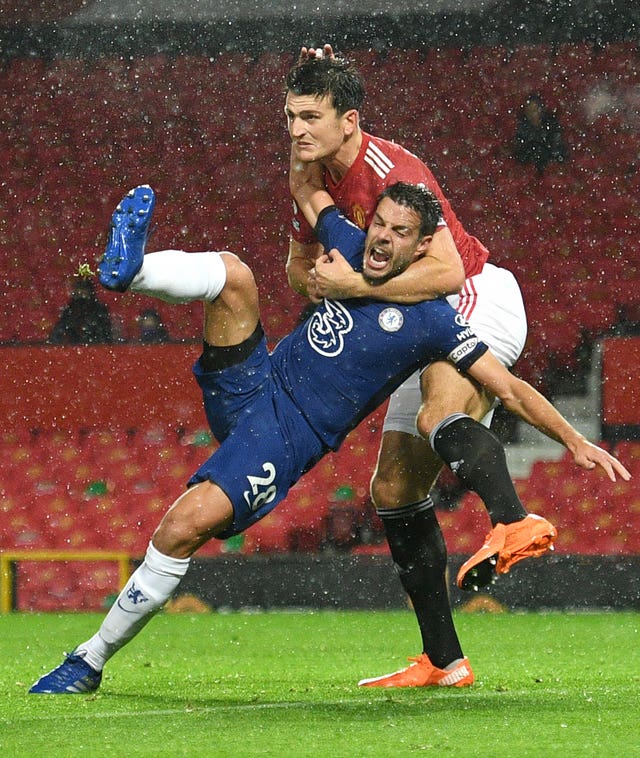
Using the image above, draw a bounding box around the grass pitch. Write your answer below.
[1,609,639,757]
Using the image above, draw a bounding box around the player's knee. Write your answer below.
[416,408,437,440]
[370,468,395,510]
[152,505,214,558]
[220,251,257,292]
[416,404,470,440]
[370,459,427,510]
[418,369,492,440]
[152,519,197,558]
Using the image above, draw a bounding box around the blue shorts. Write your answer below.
[188,338,326,538]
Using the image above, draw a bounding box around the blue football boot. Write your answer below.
[98,184,155,292]
[29,652,102,694]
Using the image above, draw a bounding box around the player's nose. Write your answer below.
[375,227,392,244]
[289,117,306,138]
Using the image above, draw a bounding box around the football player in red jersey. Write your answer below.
[284,47,549,686]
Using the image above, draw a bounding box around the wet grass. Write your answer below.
[1,609,639,756]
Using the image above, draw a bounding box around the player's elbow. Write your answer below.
[496,377,535,418]
[427,257,465,297]
[285,259,307,295]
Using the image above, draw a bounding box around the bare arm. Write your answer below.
[465,351,631,482]
[313,224,465,303]
[287,150,337,300]
[286,237,323,299]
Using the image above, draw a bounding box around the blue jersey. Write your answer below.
[190,207,488,537]
[270,207,488,449]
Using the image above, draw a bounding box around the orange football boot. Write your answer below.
[358,654,474,688]
[497,513,557,575]
[457,514,557,591]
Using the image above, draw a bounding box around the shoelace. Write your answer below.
[406,654,433,669]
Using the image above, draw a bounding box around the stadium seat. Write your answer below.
[438,493,489,554]
[613,442,640,475]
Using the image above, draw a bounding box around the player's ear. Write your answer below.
[416,234,433,255]
[342,109,359,136]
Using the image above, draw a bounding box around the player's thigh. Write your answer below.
[418,360,494,436]
[371,429,443,508]
[203,252,260,347]
[152,480,234,558]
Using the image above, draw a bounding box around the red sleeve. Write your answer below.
[291,198,317,245]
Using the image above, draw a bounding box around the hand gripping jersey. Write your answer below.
[291,131,489,278]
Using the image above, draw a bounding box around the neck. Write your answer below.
[323,130,363,184]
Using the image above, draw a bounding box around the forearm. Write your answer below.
[501,380,586,450]
[347,254,464,302]
[286,237,322,298]
[322,226,465,303]
[286,255,312,296]
[288,148,335,299]
[469,353,584,449]
[467,353,630,481]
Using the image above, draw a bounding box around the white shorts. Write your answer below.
[383,263,528,436]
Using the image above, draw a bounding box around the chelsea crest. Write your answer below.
[379,307,404,332]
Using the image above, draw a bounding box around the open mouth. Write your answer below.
[366,245,391,272]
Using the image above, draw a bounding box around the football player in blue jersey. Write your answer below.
[29,169,629,694]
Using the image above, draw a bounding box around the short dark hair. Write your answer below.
[285,57,365,115]
[378,183,443,237]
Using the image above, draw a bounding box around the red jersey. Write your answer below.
[291,131,489,278]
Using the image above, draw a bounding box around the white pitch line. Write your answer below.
[6,688,520,724]
[5,698,370,723]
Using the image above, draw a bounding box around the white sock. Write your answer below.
[77,542,191,671]
[130,250,227,303]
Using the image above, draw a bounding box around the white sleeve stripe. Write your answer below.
[364,143,395,178]
[364,154,389,179]
[367,142,395,170]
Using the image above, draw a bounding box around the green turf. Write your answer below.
[1,609,639,757]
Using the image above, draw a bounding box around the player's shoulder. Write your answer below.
[365,132,423,162]
[363,132,429,180]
